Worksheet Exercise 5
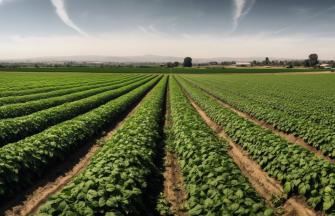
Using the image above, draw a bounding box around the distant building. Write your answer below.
[235,62,252,67]
[320,64,331,69]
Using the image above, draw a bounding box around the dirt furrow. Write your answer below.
[199,87,335,164]
[284,198,321,216]
[2,98,144,216]
[162,85,188,216]
[163,152,188,216]
[187,97,320,216]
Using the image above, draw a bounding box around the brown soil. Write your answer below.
[284,197,323,216]
[163,152,188,216]
[162,86,188,216]
[204,92,335,164]
[2,97,144,216]
[187,97,321,216]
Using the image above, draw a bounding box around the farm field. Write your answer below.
[0,67,329,74]
[0,72,335,216]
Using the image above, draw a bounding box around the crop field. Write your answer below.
[0,66,328,74]
[0,72,335,216]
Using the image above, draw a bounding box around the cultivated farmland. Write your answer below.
[0,72,334,216]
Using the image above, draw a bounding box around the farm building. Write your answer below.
[235,62,252,67]
[320,64,331,69]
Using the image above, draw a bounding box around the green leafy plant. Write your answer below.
[0,76,161,200]
[178,76,335,213]
[35,77,167,215]
[0,75,156,146]
[168,77,272,215]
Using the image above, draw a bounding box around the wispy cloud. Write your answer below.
[50,0,88,36]
[137,24,162,37]
[0,0,14,5]
[272,5,335,36]
[232,0,256,32]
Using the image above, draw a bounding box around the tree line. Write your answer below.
[164,54,334,68]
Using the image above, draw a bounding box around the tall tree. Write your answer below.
[183,57,193,67]
[265,57,270,65]
[309,53,319,66]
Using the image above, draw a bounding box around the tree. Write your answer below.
[173,61,180,67]
[304,59,311,67]
[308,53,319,67]
[183,57,193,67]
[166,62,174,68]
[265,57,270,65]
[209,61,218,65]
[330,60,335,68]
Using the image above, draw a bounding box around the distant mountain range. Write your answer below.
[1,55,301,63]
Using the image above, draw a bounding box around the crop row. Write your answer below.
[0,76,156,146]
[258,88,335,121]
[0,75,148,119]
[184,77,335,158]
[243,90,335,131]
[0,76,161,200]
[169,77,272,215]
[0,74,141,106]
[177,77,335,214]
[0,74,132,95]
[0,76,126,98]
[186,75,335,126]
[187,74,335,112]
[35,77,167,215]
[241,75,335,114]
[196,77,335,131]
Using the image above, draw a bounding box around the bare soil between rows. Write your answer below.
[187,95,321,216]
[163,152,188,216]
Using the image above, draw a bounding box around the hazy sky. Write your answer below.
[0,0,335,59]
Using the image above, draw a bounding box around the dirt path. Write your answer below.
[162,86,188,216]
[2,99,143,216]
[202,90,335,164]
[187,96,321,216]
[163,152,188,216]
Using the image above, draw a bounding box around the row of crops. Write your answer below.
[168,77,272,215]
[177,76,335,214]
[0,72,334,215]
[184,74,335,157]
[36,77,168,215]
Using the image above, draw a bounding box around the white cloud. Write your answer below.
[50,0,88,36]
[232,0,256,31]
